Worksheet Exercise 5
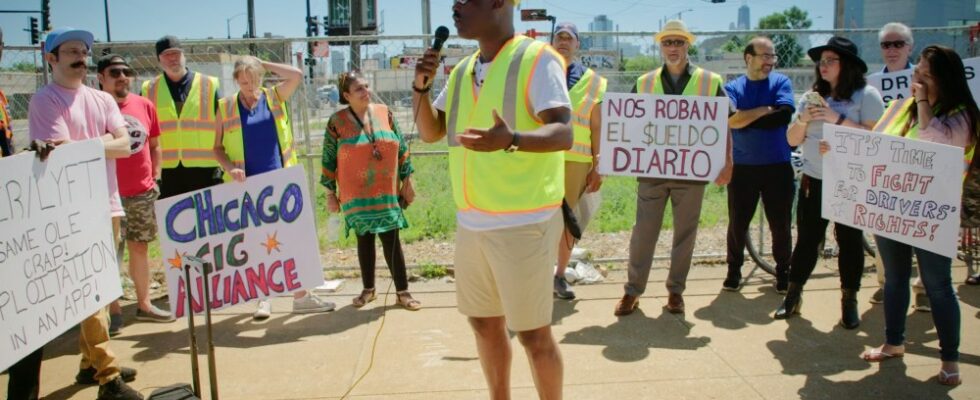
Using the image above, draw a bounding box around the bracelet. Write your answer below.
[412,84,431,94]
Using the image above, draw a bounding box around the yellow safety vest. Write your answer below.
[874,97,975,174]
[566,68,607,163]
[636,65,723,96]
[444,35,566,215]
[217,87,298,182]
[141,73,221,168]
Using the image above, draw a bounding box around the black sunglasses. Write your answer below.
[106,67,136,78]
[661,39,687,48]
[880,40,907,50]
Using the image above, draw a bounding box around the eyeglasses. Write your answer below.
[660,39,687,48]
[59,48,91,58]
[753,53,778,62]
[106,67,136,78]
[453,0,473,4]
[880,40,907,50]
[818,58,840,66]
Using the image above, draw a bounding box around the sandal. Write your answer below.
[352,288,376,308]
[861,345,905,362]
[938,369,962,386]
[396,291,422,311]
[967,274,980,285]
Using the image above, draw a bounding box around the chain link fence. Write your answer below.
[1,26,974,265]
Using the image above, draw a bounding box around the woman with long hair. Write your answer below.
[775,37,885,329]
[861,45,977,386]
[321,71,421,311]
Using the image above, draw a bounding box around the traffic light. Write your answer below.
[306,16,319,37]
[323,16,329,31]
[29,17,40,45]
[41,0,52,31]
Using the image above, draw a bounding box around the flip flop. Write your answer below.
[861,346,904,362]
[938,369,962,386]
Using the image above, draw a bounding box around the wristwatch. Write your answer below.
[505,132,520,153]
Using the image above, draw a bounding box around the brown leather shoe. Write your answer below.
[665,293,685,313]
[614,294,639,316]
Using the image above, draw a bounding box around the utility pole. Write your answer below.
[421,0,431,47]
[103,0,111,42]
[835,0,845,29]
[246,0,256,38]
[305,0,315,83]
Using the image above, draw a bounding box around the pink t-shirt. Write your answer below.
[28,83,127,216]
[115,94,161,197]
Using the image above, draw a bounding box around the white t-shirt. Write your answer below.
[433,45,571,231]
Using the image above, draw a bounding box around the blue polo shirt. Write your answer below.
[725,72,795,165]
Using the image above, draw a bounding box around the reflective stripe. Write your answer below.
[698,69,711,96]
[502,39,533,128]
[181,149,216,160]
[147,80,159,105]
[572,114,590,127]
[573,71,597,118]
[446,54,475,148]
[569,142,591,156]
[198,75,210,121]
[873,98,911,132]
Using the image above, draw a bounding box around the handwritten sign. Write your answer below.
[156,166,325,317]
[598,92,729,181]
[867,69,913,103]
[821,124,962,258]
[0,140,122,372]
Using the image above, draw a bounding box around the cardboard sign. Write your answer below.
[867,69,913,103]
[156,166,325,317]
[0,140,122,371]
[965,56,980,102]
[821,124,963,258]
[598,92,729,182]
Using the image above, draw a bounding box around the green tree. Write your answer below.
[620,55,660,87]
[757,6,811,68]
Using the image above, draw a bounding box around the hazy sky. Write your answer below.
[0,0,835,46]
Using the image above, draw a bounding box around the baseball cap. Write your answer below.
[555,22,578,40]
[155,35,182,57]
[96,53,129,73]
[44,27,94,54]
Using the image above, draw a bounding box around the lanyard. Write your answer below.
[348,107,382,160]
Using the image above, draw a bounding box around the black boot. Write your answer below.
[775,267,789,294]
[840,288,860,329]
[774,283,803,319]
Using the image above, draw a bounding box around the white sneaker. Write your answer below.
[253,300,272,320]
[292,294,336,314]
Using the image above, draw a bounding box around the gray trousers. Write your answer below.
[625,178,706,296]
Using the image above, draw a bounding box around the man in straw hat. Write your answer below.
[413,0,572,397]
[614,19,733,317]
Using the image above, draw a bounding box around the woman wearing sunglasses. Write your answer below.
[214,55,336,319]
[320,70,420,311]
[775,36,885,329]
[861,45,978,386]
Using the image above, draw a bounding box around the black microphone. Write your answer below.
[423,26,450,87]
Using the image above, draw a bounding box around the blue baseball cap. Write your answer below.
[554,22,579,40]
[44,27,94,54]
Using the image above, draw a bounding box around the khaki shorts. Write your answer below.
[564,161,592,210]
[454,212,563,332]
[121,186,159,243]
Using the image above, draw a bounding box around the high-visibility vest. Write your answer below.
[217,87,298,182]
[566,68,607,163]
[636,65,723,96]
[141,73,220,168]
[444,35,566,215]
[874,97,975,174]
[0,90,10,140]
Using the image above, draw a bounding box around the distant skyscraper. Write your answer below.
[589,15,614,50]
[737,3,751,30]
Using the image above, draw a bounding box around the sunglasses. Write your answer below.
[105,67,136,78]
[880,40,907,50]
[660,39,687,48]
[753,53,778,62]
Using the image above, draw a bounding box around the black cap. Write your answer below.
[808,36,868,74]
[155,35,181,57]
[96,53,128,72]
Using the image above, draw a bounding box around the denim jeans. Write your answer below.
[876,235,960,362]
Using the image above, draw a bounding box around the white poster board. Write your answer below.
[0,140,122,371]
[821,124,963,258]
[156,166,325,317]
[598,92,729,181]
[965,56,980,102]
[867,69,913,103]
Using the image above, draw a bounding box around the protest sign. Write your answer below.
[156,166,325,317]
[965,56,980,102]
[821,124,963,258]
[0,140,121,371]
[867,69,913,103]
[597,92,729,182]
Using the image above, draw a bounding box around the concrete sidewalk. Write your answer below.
[4,261,980,399]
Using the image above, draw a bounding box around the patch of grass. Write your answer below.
[418,263,450,279]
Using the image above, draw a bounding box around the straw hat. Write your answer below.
[655,20,695,44]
